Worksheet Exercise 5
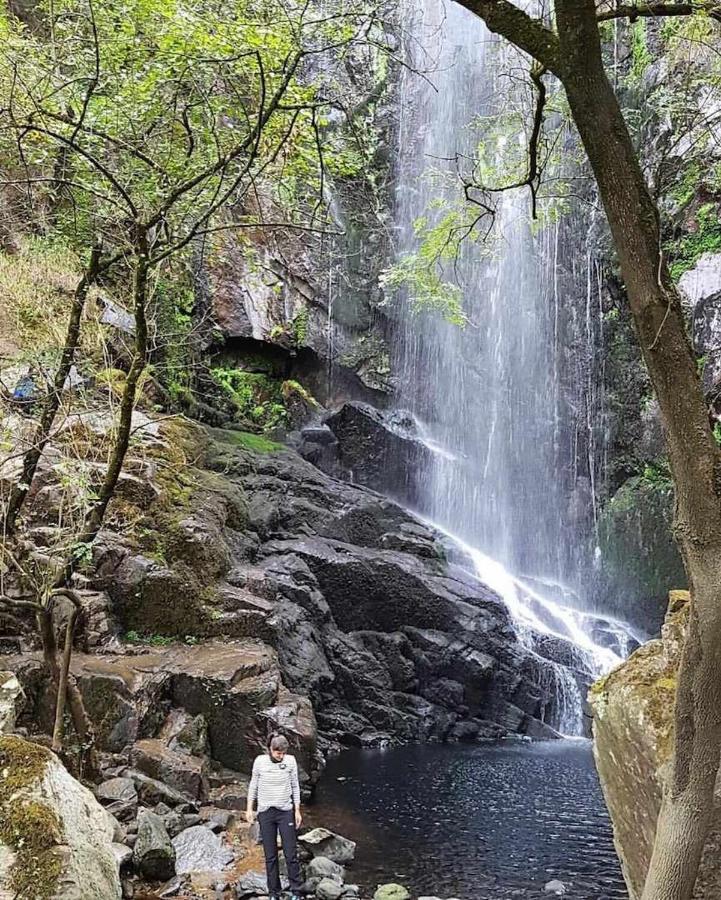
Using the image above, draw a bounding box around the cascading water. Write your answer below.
[390,0,635,734]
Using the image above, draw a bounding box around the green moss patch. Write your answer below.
[0,737,63,900]
[668,202,721,282]
[0,735,51,794]
[215,430,284,453]
[0,800,63,900]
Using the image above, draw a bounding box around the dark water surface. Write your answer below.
[308,740,628,900]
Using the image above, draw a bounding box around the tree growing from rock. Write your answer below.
[448,1,721,897]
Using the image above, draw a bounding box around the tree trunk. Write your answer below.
[3,243,103,536]
[55,235,150,588]
[39,595,98,775]
[452,1,721,894]
[546,2,721,897]
[50,589,82,754]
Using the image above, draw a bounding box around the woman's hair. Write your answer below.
[268,732,289,752]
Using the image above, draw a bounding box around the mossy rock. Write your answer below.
[373,884,410,900]
[213,429,284,454]
[114,560,212,638]
[0,735,121,899]
[589,591,692,898]
[597,476,686,630]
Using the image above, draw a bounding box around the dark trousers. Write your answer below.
[258,806,302,896]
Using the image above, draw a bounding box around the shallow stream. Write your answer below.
[309,741,628,900]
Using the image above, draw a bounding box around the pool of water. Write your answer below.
[307,740,628,900]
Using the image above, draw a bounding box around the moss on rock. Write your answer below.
[215,430,284,454]
[597,476,686,629]
[0,733,51,792]
[589,591,690,898]
[0,736,62,900]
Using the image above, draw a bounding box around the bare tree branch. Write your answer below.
[454,0,563,75]
[596,2,721,21]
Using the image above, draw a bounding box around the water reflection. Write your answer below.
[308,741,628,899]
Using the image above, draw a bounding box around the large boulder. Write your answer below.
[322,402,434,507]
[171,825,233,874]
[306,855,345,882]
[130,739,209,800]
[589,591,721,899]
[133,809,175,881]
[0,735,121,899]
[299,828,356,864]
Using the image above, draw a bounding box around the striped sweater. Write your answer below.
[248,753,301,812]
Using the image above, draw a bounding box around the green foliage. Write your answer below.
[211,367,289,429]
[292,308,310,345]
[69,541,93,567]
[152,272,196,402]
[661,15,716,54]
[714,422,721,446]
[668,203,721,281]
[210,367,317,431]
[0,0,385,264]
[630,21,652,80]
[221,430,284,453]
[124,630,175,646]
[641,461,672,488]
[269,307,310,347]
[380,207,472,325]
[603,307,620,323]
[670,162,704,212]
[281,378,320,409]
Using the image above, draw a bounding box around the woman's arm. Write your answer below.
[291,758,302,828]
[246,756,260,824]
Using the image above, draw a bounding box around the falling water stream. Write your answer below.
[388,0,635,734]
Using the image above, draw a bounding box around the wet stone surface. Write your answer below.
[308,741,628,900]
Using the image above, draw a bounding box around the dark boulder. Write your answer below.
[133,810,176,881]
[323,402,435,506]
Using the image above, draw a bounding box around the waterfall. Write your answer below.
[389,0,633,734]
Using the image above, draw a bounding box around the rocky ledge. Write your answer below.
[3,414,586,752]
[589,590,721,900]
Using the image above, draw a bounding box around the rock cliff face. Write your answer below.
[203,4,398,404]
[590,591,721,899]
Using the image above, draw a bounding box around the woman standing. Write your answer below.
[245,733,304,900]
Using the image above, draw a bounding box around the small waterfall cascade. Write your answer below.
[389,0,634,733]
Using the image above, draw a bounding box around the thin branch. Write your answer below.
[597,2,721,21]
[453,0,563,76]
